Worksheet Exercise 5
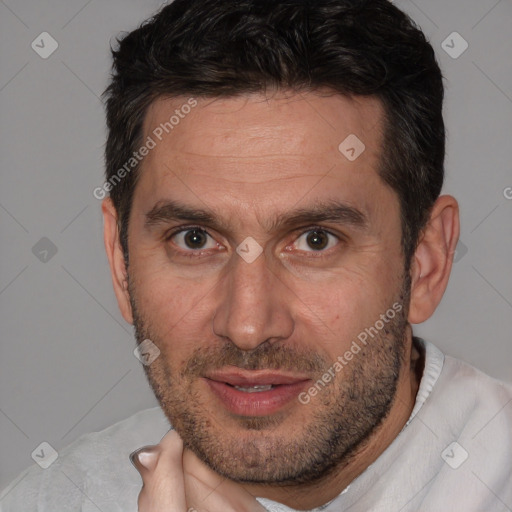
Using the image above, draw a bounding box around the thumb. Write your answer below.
[130,429,188,512]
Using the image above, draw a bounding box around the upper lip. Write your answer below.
[205,368,311,387]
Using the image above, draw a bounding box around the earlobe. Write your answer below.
[408,195,460,324]
[102,198,134,324]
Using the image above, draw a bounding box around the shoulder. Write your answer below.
[421,347,512,462]
[432,353,512,425]
[0,407,170,512]
[415,350,512,510]
[414,338,512,428]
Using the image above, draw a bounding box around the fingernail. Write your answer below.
[129,446,158,471]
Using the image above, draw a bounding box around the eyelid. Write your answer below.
[164,224,213,241]
[288,226,341,252]
[293,225,340,238]
[165,224,340,240]
[165,225,223,256]
[164,224,343,259]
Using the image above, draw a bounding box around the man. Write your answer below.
[1,0,511,511]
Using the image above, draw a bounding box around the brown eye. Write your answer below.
[293,229,338,253]
[183,229,208,249]
[169,228,217,251]
[306,230,329,250]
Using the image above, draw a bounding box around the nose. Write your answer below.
[212,249,294,351]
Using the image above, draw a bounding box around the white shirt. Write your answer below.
[1,339,511,512]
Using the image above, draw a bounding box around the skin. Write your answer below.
[103,90,459,510]
[131,430,267,512]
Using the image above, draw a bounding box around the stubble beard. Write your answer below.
[129,275,411,486]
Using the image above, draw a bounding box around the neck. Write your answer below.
[244,330,424,510]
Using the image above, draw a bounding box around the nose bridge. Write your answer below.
[212,252,293,350]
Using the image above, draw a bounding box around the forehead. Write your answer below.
[143,91,383,161]
[135,91,392,226]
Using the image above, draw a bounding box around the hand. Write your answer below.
[131,429,267,512]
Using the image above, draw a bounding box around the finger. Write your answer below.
[183,448,267,512]
[131,429,188,512]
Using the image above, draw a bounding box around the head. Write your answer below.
[102,0,459,493]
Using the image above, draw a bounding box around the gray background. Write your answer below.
[0,0,511,490]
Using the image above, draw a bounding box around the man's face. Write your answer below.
[125,91,410,484]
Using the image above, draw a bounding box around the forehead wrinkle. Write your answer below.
[179,171,324,187]
[175,152,315,159]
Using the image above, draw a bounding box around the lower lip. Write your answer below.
[204,379,310,417]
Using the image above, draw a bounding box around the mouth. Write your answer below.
[203,368,311,417]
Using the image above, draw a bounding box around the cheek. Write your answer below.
[291,264,402,354]
[295,282,371,350]
[130,259,215,337]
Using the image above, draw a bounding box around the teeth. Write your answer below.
[233,384,273,393]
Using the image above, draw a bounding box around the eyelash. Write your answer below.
[164,225,217,259]
[164,225,342,259]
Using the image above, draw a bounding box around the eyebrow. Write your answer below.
[144,198,368,233]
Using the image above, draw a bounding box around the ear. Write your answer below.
[102,198,133,324]
[408,195,460,324]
